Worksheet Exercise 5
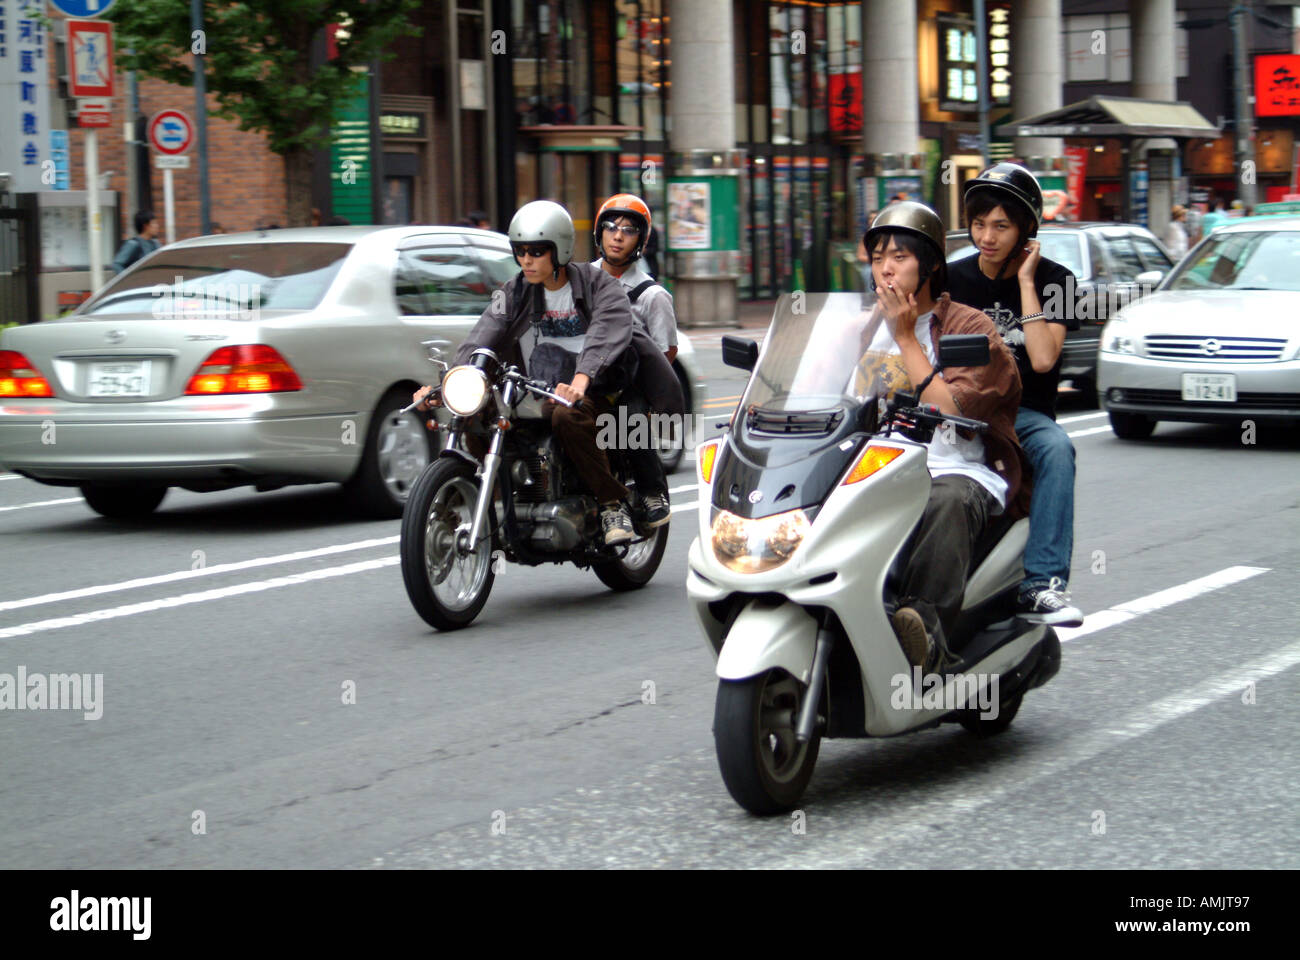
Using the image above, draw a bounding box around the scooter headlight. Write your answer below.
[441,365,489,416]
[710,507,811,574]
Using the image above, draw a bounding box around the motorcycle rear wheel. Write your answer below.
[714,669,820,815]
[592,522,669,591]
[400,457,495,631]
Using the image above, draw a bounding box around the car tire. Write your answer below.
[344,387,435,518]
[80,484,168,519]
[1108,410,1156,440]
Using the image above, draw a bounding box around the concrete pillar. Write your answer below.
[861,1,918,158]
[1011,0,1064,166]
[1132,0,1178,236]
[669,0,738,326]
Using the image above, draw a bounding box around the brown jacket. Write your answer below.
[927,294,1033,520]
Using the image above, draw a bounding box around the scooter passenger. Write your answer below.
[860,202,1031,670]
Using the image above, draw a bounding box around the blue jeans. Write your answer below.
[1015,407,1076,592]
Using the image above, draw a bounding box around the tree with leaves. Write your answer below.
[111,0,420,226]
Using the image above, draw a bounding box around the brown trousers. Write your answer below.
[550,396,628,504]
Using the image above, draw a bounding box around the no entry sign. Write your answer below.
[149,110,195,156]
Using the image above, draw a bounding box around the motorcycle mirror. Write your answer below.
[422,338,452,360]
[938,334,990,368]
[721,335,759,371]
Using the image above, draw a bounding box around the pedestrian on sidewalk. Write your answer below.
[109,211,161,275]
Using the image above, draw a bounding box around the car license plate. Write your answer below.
[1181,373,1236,402]
[88,361,151,398]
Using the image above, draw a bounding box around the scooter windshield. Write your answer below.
[740,292,888,415]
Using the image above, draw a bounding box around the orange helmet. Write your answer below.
[594,193,652,262]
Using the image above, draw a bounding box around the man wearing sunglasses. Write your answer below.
[415,200,682,545]
[592,193,677,528]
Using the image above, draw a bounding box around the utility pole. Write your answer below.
[192,0,212,234]
[974,0,990,167]
[1232,1,1257,208]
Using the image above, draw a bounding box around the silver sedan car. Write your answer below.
[0,226,705,517]
[1097,216,1300,438]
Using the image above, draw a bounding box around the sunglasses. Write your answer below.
[601,222,641,238]
[512,243,552,259]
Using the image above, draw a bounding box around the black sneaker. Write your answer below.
[1016,578,1083,627]
[601,502,634,545]
[641,492,670,528]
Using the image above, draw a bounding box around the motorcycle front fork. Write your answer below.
[465,421,506,551]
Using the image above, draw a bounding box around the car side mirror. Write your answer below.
[721,335,759,371]
[938,334,990,369]
[1134,269,1164,286]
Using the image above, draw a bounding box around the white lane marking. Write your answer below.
[0,556,402,640]
[790,638,1300,869]
[668,483,698,496]
[1057,411,1107,425]
[670,501,699,516]
[0,535,400,613]
[1057,565,1269,643]
[1066,425,1113,439]
[0,474,28,481]
[0,497,83,513]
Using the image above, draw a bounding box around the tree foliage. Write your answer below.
[110,0,421,157]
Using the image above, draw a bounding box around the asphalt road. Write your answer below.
[1,338,1297,869]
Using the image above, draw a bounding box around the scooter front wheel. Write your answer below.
[714,669,820,815]
[400,458,495,631]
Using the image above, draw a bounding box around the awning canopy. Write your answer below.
[996,96,1220,140]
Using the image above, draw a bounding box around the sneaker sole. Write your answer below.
[1017,608,1084,628]
[891,609,931,668]
[642,514,671,528]
[604,530,634,545]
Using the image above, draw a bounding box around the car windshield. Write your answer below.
[1166,230,1300,292]
[79,242,353,318]
[741,292,890,412]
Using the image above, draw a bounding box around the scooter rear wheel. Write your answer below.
[957,689,1023,737]
[714,669,820,815]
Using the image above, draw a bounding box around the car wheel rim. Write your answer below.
[378,410,430,501]
[424,477,491,612]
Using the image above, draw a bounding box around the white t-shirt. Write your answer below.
[594,258,677,353]
[521,281,585,372]
[857,310,1008,511]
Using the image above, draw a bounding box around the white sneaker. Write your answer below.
[1016,578,1083,627]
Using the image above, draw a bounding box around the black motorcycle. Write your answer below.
[400,346,669,630]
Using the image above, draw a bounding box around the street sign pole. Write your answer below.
[192,0,211,234]
[163,168,176,244]
[87,129,104,291]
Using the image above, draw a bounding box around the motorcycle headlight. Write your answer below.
[441,365,489,416]
[1101,322,1136,355]
[710,507,811,574]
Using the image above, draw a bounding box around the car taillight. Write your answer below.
[184,345,303,395]
[0,350,55,397]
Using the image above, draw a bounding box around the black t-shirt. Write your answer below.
[947,253,1079,419]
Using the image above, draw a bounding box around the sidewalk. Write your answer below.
[684,299,777,337]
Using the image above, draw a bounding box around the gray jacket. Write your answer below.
[455,261,684,415]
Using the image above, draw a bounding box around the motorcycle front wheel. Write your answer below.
[400,457,496,631]
[714,669,821,815]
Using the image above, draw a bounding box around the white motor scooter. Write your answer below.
[687,293,1060,814]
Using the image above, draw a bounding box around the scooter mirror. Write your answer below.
[721,335,759,371]
[938,334,990,369]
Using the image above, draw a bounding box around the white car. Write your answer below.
[1097,216,1300,438]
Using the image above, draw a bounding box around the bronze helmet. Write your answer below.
[863,201,946,260]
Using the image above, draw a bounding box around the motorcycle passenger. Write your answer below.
[948,163,1083,627]
[413,200,679,545]
[593,193,676,528]
[860,202,1030,670]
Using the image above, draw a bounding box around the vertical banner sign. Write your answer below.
[1131,164,1149,226]
[1064,145,1090,220]
[988,4,1012,107]
[0,11,51,193]
[330,75,374,224]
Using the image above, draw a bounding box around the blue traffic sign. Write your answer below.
[48,0,118,18]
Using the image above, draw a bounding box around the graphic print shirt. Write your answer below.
[521,281,586,374]
[947,253,1078,419]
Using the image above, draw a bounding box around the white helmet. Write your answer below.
[508,200,575,272]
